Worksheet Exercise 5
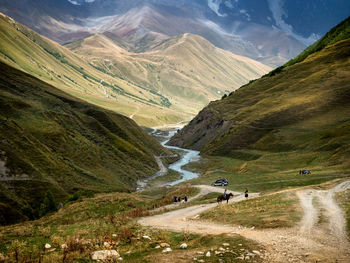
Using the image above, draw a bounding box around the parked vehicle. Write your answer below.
[211,179,229,186]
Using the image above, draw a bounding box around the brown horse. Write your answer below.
[217,193,233,203]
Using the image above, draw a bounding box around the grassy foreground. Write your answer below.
[0,185,263,262]
[200,191,302,229]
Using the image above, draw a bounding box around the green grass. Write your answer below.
[0,61,174,225]
[0,187,263,262]
[200,191,302,229]
[335,189,350,238]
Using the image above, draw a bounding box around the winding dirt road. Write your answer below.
[139,181,350,262]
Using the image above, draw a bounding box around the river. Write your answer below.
[137,128,200,190]
[161,130,200,186]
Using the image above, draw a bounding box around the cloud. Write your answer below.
[208,0,227,17]
[267,0,320,45]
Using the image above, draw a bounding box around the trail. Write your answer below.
[139,181,350,262]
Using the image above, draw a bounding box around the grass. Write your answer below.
[200,191,302,229]
[0,13,193,127]
[169,36,350,193]
[0,61,177,225]
[0,186,263,262]
[335,189,350,238]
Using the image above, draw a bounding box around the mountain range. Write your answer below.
[0,12,270,126]
[1,0,349,66]
[169,17,350,171]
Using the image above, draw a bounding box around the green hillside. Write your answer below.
[0,61,171,225]
[0,13,189,127]
[66,33,271,116]
[168,22,350,178]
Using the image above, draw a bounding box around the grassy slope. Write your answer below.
[0,13,189,127]
[167,19,350,192]
[66,33,271,115]
[0,185,264,263]
[0,61,173,225]
[200,191,302,229]
[169,38,350,174]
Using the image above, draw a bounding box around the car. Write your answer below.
[211,179,228,186]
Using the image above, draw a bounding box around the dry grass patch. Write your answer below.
[200,191,302,229]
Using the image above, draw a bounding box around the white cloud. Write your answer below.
[267,0,320,45]
[68,0,80,5]
[208,0,227,17]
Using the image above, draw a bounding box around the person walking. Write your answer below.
[184,195,188,202]
[178,196,181,202]
[245,188,248,199]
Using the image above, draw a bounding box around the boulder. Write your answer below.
[142,235,151,240]
[206,251,211,257]
[162,248,172,253]
[160,242,170,247]
[91,250,120,261]
[180,243,188,249]
[222,243,230,247]
[44,243,51,249]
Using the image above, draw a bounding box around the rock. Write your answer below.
[103,242,110,248]
[44,243,51,249]
[198,260,205,263]
[238,244,242,246]
[180,243,188,249]
[162,248,172,253]
[252,250,261,256]
[215,251,220,255]
[91,250,120,261]
[219,247,225,251]
[193,258,197,261]
[222,243,230,247]
[160,242,170,247]
[236,256,244,260]
[0,253,7,262]
[112,234,117,238]
[155,245,161,249]
[197,251,204,255]
[206,251,211,257]
[245,256,250,260]
[118,257,123,261]
[143,235,151,240]
[61,244,68,250]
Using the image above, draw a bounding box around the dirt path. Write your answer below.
[139,181,350,262]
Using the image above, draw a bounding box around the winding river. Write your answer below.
[137,128,200,190]
[161,130,200,186]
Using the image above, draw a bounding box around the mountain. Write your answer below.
[168,17,350,170]
[1,1,349,66]
[66,32,271,112]
[0,60,173,225]
[0,12,194,127]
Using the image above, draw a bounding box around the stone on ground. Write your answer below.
[91,250,120,261]
[162,247,172,253]
[206,251,211,257]
[160,242,170,247]
[180,243,188,249]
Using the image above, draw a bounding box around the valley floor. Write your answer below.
[139,181,350,262]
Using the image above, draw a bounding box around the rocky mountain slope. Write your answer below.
[2,1,349,66]
[66,33,271,110]
[168,17,350,169]
[0,61,171,225]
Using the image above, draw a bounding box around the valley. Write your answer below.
[0,1,350,262]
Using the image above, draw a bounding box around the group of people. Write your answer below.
[173,195,188,203]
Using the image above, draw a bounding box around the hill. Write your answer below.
[0,61,171,225]
[66,33,271,112]
[0,12,190,127]
[168,20,350,172]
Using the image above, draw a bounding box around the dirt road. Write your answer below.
[139,181,350,262]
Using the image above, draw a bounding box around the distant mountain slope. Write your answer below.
[0,61,171,225]
[66,33,271,110]
[0,12,192,127]
[168,22,350,170]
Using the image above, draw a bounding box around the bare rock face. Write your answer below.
[91,250,120,261]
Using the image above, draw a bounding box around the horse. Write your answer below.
[217,193,233,203]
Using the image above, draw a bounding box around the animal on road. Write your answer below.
[217,193,233,203]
